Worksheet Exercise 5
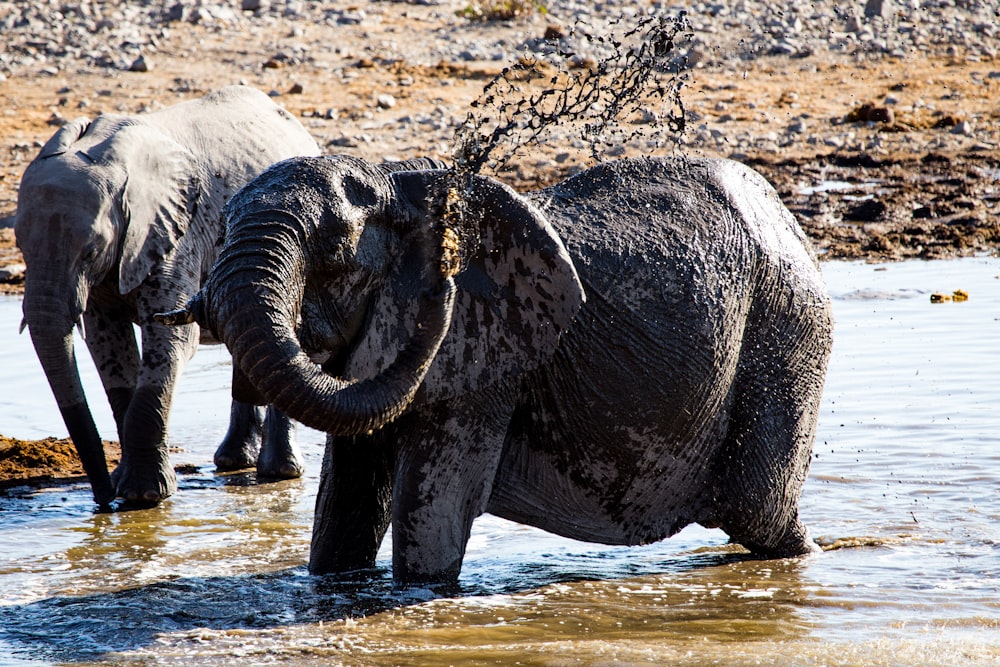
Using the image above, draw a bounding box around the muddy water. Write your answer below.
[1,258,999,666]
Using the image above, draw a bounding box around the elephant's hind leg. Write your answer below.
[711,344,828,557]
[214,401,264,471]
[257,407,303,479]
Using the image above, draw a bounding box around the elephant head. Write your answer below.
[169,155,584,436]
[14,115,200,503]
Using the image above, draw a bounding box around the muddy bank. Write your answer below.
[0,1,998,479]
[1,2,998,292]
[755,151,1000,262]
[0,435,120,492]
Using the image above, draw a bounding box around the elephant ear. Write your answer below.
[37,118,92,159]
[96,123,201,295]
[347,170,584,404]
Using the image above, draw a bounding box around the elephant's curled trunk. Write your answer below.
[190,214,455,435]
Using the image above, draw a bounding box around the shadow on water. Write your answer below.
[0,542,774,664]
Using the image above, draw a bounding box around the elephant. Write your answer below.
[164,154,833,586]
[14,85,320,507]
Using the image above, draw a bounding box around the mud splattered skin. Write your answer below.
[193,155,832,586]
[489,159,831,552]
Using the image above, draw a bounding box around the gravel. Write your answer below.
[2,1,997,77]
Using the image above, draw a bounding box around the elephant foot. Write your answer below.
[257,458,305,480]
[111,447,178,504]
[256,407,302,479]
[729,516,820,559]
[256,439,304,479]
[214,448,258,472]
[214,402,264,471]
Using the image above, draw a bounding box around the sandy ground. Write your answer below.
[0,5,998,483]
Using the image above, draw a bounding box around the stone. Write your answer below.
[864,0,892,19]
[950,119,974,136]
[848,104,894,124]
[0,263,25,283]
[128,55,151,72]
[544,25,565,40]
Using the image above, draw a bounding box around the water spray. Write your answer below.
[440,10,693,265]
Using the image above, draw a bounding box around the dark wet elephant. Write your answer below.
[14,86,320,506]
[166,154,833,586]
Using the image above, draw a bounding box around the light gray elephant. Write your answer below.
[165,154,833,586]
[14,86,320,506]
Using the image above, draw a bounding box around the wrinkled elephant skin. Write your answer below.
[181,155,833,586]
[15,86,320,506]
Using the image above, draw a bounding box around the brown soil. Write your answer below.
[0,435,120,492]
[1,8,998,482]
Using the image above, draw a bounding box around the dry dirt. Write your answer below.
[1,7,998,486]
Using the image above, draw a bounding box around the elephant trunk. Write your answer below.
[201,214,455,436]
[22,292,115,506]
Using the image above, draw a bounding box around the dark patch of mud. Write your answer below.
[752,150,1000,262]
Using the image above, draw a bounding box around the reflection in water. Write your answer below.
[2,259,1000,666]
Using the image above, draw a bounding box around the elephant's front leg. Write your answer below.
[83,307,140,438]
[391,389,515,587]
[111,314,197,504]
[309,431,395,576]
[80,304,141,503]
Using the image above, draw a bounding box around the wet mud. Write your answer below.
[0,435,120,492]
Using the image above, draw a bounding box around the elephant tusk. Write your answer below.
[153,308,195,327]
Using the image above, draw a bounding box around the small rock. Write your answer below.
[864,0,892,19]
[163,3,186,22]
[845,12,863,34]
[129,55,151,72]
[376,94,396,109]
[845,199,886,222]
[287,82,304,94]
[327,136,358,148]
[847,103,894,124]
[544,25,565,40]
[950,119,974,135]
[0,263,25,283]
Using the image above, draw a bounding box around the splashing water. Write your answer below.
[452,11,692,177]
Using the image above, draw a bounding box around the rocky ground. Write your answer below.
[0,0,998,482]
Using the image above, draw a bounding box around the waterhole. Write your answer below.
[1,258,998,665]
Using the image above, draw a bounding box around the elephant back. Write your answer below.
[530,156,821,298]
